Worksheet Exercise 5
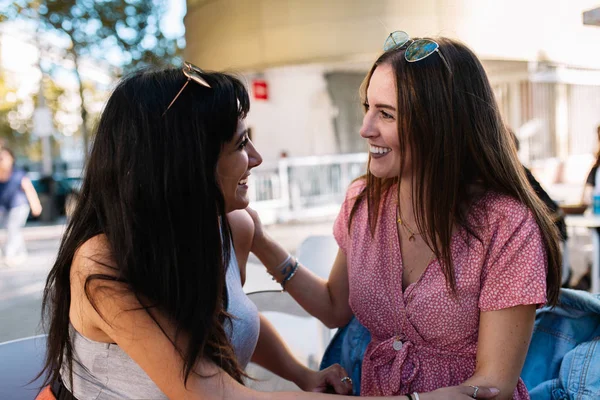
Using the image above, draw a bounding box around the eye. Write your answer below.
[362,102,370,111]
[380,110,394,120]
[238,135,249,150]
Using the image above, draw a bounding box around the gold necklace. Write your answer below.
[391,205,434,351]
[396,206,422,242]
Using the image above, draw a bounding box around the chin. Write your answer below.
[369,167,392,179]
[228,198,249,212]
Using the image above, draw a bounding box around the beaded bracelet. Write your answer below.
[281,258,299,289]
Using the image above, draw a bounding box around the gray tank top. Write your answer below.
[60,254,260,399]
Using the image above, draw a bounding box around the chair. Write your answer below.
[0,334,47,400]
[295,234,338,279]
[246,290,310,318]
[247,289,330,369]
[244,235,339,391]
[295,234,339,351]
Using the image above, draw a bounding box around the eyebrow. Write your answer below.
[373,103,397,112]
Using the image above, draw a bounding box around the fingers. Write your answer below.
[324,364,353,395]
[462,385,500,399]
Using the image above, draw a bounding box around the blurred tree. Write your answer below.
[0,73,15,144]
[0,70,32,155]
[0,70,66,162]
[0,0,183,155]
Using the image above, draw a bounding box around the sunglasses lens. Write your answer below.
[405,39,439,62]
[383,31,409,51]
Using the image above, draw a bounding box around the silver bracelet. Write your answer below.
[273,254,292,272]
[268,254,292,282]
[413,393,420,400]
[281,259,299,289]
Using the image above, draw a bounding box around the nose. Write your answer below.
[247,140,263,169]
[359,112,377,139]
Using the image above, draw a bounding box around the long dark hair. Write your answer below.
[351,37,561,306]
[39,67,250,388]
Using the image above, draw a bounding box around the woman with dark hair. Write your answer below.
[36,64,424,400]
[249,33,561,399]
[0,146,42,266]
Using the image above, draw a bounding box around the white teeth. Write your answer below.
[238,178,248,185]
[369,145,391,154]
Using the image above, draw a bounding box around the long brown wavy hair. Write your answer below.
[350,37,561,306]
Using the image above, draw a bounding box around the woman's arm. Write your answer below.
[228,210,351,394]
[582,183,594,207]
[252,314,352,395]
[246,208,353,329]
[461,305,537,400]
[20,177,42,217]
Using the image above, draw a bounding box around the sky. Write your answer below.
[0,0,187,149]
[162,0,186,39]
[1,0,187,68]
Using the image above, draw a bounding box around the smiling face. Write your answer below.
[216,120,263,213]
[360,63,411,179]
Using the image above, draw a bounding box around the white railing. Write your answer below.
[249,153,368,224]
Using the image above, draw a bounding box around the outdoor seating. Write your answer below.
[0,334,47,400]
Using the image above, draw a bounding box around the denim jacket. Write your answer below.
[522,289,600,400]
[321,289,600,398]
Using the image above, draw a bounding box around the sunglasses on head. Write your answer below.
[383,31,451,73]
[162,61,212,116]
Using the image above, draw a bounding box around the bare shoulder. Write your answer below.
[227,210,255,284]
[72,234,116,278]
[227,210,255,251]
[70,234,126,341]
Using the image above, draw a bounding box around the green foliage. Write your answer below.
[0,72,67,160]
[0,72,31,156]
[1,0,183,70]
[0,0,184,157]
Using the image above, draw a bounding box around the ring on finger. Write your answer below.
[468,385,479,399]
[340,376,353,385]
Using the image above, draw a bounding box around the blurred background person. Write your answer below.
[510,128,570,285]
[581,124,600,209]
[0,147,42,266]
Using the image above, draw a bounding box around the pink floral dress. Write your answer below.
[333,180,547,399]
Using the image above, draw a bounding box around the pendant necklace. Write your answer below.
[396,205,422,242]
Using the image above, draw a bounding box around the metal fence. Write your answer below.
[249,153,368,223]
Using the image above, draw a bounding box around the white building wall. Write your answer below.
[245,64,339,164]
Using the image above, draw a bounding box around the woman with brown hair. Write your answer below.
[249,32,561,399]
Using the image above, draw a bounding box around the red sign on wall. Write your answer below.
[253,80,268,101]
